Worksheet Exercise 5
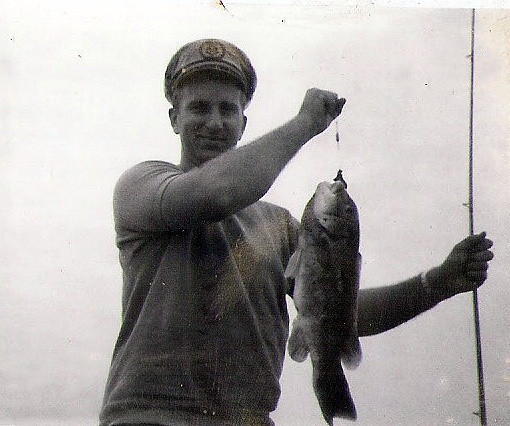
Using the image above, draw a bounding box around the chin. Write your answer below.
[196,151,223,164]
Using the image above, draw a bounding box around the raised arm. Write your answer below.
[357,232,494,336]
[163,90,346,230]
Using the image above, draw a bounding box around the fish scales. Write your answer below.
[285,172,362,425]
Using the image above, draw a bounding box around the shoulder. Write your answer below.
[113,161,184,231]
[115,160,182,194]
[117,160,182,185]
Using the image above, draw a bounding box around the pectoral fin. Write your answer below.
[341,336,362,370]
[284,248,303,280]
[288,319,309,362]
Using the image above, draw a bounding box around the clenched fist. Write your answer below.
[426,232,494,300]
[297,88,346,138]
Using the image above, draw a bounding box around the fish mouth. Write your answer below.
[312,180,359,237]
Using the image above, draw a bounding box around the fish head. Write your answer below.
[311,180,359,240]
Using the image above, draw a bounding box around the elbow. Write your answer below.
[213,187,237,214]
[169,183,243,227]
[206,176,267,218]
[206,186,252,220]
[164,170,269,228]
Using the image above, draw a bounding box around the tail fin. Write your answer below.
[312,359,357,424]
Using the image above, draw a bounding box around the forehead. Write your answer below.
[176,73,247,107]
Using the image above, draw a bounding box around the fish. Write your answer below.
[285,171,362,425]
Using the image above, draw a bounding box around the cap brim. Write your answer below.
[170,61,250,99]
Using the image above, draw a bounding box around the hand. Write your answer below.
[297,88,346,138]
[427,232,494,299]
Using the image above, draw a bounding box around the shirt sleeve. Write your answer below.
[113,161,182,233]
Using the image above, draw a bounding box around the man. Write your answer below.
[99,39,493,426]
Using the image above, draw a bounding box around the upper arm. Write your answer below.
[113,161,240,233]
[113,161,183,232]
[158,169,236,230]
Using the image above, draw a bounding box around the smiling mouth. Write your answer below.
[196,136,227,144]
[195,136,232,152]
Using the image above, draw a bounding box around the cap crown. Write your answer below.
[165,39,257,106]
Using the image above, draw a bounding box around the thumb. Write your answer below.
[326,97,347,120]
[336,98,346,116]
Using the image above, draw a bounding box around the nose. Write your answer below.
[205,109,224,132]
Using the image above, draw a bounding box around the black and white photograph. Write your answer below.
[1,1,508,425]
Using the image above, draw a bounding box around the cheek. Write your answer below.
[181,117,202,134]
[232,116,246,139]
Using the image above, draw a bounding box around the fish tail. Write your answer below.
[288,318,310,362]
[312,358,357,423]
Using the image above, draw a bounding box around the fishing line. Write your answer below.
[335,119,340,149]
[468,8,487,426]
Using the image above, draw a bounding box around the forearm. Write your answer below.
[203,115,313,201]
[357,233,494,336]
[166,115,315,226]
[357,274,441,336]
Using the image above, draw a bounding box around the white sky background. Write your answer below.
[1,1,509,425]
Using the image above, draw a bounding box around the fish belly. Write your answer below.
[287,235,361,424]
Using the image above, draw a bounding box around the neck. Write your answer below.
[178,159,194,172]
[179,151,202,171]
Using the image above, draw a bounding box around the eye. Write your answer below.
[220,102,240,116]
[188,101,209,114]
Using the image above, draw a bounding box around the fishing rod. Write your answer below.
[331,12,487,422]
[468,8,487,426]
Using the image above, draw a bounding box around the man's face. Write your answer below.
[170,76,247,170]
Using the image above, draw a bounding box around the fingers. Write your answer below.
[466,260,490,287]
[469,250,494,262]
[467,270,488,286]
[335,97,347,116]
[454,232,493,253]
[299,88,346,137]
[466,233,494,267]
[322,91,345,120]
[465,234,494,285]
[454,232,485,250]
[467,260,490,271]
[442,232,494,292]
[306,88,345,115]
[471,232,493,250]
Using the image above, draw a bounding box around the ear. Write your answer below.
[239,114,247,140]
[169,108,180,134]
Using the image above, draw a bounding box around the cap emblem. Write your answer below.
[199,40,226,60]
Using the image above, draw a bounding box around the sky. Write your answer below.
[1,1,509,425]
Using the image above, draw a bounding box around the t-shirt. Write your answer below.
[99,161,299,426]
